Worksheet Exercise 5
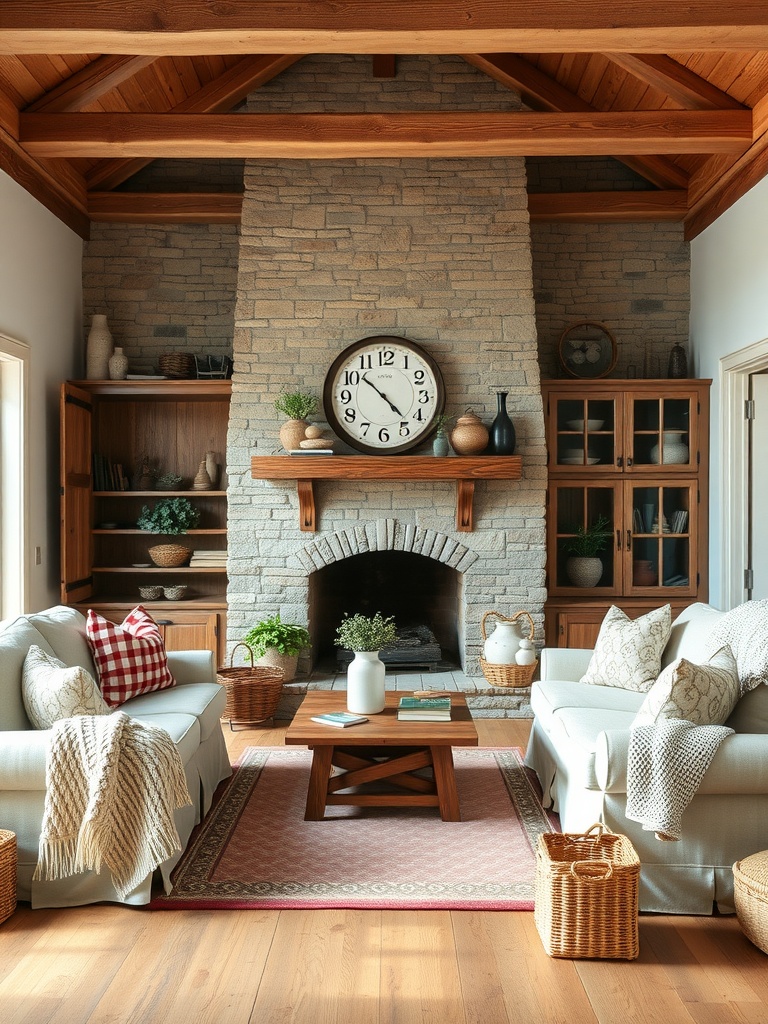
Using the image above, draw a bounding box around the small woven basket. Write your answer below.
[480,610,537,687]
[734,851,768,954]
[534,823,640,960]
[0,830,17,925]
[218,642,285,728]
[158,352,195,379]
[148,543,191,568]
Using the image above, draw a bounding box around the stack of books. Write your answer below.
[189,549,228,568]
[397,695,452,721]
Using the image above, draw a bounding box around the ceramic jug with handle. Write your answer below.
[481,610,534,665]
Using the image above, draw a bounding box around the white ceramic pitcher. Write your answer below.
[481,610,534,665]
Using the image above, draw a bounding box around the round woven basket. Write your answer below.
[158,352,195,379]
[218,642,285,727]
[0,830,17,926]
[734,852,768,954]
[148,543,191,568]
[480,609,538,687]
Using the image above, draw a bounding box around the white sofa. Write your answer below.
[525,603,768,915]
[0,605,231,908]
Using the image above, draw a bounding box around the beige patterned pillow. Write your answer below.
[22,645,110,729]
[580,604,672,692]
[633,646,740,727]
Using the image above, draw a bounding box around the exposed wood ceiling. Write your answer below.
[2,2,768,240]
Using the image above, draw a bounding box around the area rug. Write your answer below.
[151,746,558,911]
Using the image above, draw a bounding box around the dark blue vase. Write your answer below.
[490,392,516,455]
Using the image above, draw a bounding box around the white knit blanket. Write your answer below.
[625,719,733,842]
[34,712,192,898]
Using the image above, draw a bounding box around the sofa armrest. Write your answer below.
[540,647,593,682]
[167,649,216,685]
[0,730,50,790]
[595,729,768,795]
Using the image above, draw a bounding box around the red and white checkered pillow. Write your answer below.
[86,605,175,707]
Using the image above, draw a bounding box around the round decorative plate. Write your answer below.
[558,321,617,379]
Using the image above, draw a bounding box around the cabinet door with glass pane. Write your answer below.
[546,388,623,473]
[624,480,699,597]
[548,482,622,595]
[626,391,700,474]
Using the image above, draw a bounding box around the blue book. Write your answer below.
[310,711,368,728]
[398,696,451,709]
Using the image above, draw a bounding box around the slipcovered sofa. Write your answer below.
[525,602,768,914]
[0,604,231,908]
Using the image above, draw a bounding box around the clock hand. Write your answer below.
[361,374,404,417]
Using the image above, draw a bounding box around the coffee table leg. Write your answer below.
[305,745,334,820]
[431,746,461,822]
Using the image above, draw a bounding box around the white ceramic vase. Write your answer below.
[86,314,113,380]
[346,650,386,714]
[515,638,537,666]
[483,618,524,664]
[108,346,128,380]
[205,450,218,488]
[650,431,689,465]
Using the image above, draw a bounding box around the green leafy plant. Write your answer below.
[136,497,201,535]
[565,514,612,557]
[434,413,453,435]
[335,612,397,652]
[243,613,311,659]
[274,390,318,420]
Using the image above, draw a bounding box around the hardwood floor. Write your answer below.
[1,718,766,1024]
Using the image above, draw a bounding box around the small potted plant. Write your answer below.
[432,413,453,457]
[335,612,397,715]
[137,497,201,567]
[564,514,611,588]
[275,389,319,452]
[242,613,311,683]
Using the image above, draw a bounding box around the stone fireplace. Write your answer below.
[226,56,547,675]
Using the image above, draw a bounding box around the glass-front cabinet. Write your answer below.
[543,379,710,647]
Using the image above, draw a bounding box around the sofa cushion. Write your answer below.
[580,604,672,692]
[0,617,55,730]
[531,678,644,721]
[86,605,175,707]
[662,603,723,668]
[705,600,768,695]
[545,707,638,790]
[726,683,768,733]
[121,683,226,742]
[633,646,739,727]
[22,645,110,729]
[28,605,98,679]
[121,711,201,766]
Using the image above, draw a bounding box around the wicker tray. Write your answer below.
[480,610,537,687]
[534,823,640,960]
[218,642,285,728]
[0,830,17,926]
[734,851,768,954]
[158,352,195,379]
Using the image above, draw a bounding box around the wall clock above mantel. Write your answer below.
[323,336,445,455]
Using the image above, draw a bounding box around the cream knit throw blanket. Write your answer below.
[34,712,192,899]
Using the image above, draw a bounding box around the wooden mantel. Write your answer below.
[250,455,523,532]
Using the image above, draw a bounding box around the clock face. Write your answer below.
[323,336,445,454]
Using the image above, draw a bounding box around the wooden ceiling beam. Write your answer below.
[528,190,687,222]
[463,53,689,189]
[88,191,243,223]
[25,55,158,113]
[2,2,768,55]
[605,53,746,110]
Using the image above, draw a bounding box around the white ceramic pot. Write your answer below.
[566,556,603,588]
[650,431,689,465]
[482,616,524,664]
[108,346,128,380]
[346,650,386,714]
[515,638,537,666]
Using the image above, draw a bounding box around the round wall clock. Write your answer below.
[557,321,617,379]
[323,336,445,455]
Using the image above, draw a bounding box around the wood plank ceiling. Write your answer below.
[1,2,768,240]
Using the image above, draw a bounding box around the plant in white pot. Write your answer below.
[274,389,318,452]
[564,514,611,588]
[242,613,310,683]
[335,612,397,715]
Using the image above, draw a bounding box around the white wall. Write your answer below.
[690,174,768,607]
[0,171,82,612]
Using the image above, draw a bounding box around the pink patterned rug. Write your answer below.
[152,746,557,911]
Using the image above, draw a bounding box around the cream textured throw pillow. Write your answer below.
[706,599,768,695]
[633,645,740,727]
[22,644,110,729]
[580,604,672,692]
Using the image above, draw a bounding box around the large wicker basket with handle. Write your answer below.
[217,642,285,728]
[534,823,640,960]
[479,609,538,687]
[0,830,17,925]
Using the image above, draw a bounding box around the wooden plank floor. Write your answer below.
[1,718,766,1024]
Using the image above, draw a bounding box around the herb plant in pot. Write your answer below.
[564,514,611,588]
[335,612,397,715]
[242,613,311,683]
[136,497,201,567]
[275,390,318,452]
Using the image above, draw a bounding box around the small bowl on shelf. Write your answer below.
[566,419,605,431]
[163,585,188,601]
[138,585,163,601]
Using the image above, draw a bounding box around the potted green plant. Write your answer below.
[336,612,397,715]
[136,497,201,567]
[242,613,310,682]
[564,514,611,587]
[432,413,453,457]
[275,389,319,452]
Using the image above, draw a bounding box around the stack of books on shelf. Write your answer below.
[397,695,452,721]
[92,453,130,491]
[189,549,228,568]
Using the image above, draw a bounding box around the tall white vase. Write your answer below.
[86,314,113,380]
[346,651,386,714]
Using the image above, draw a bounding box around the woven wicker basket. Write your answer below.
[734,851,768,954]
[0,830,17,926]
[218,643,285,728]
[480,610,537,687]
[158,352,195,379]
[534,823,640,960]
[148,543,191,568]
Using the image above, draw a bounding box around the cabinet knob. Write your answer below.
[616,455,623,467]
[156,619,173,625]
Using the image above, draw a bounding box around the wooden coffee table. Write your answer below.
[285,690,478,821]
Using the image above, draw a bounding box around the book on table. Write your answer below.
[397,695,452,721]
[310,711,369,728]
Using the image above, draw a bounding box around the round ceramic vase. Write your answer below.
[108,346,128,380]
[650,431,689,465]
[346,650,386,714]
[566,556,603,588]
[483,619,524,664]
